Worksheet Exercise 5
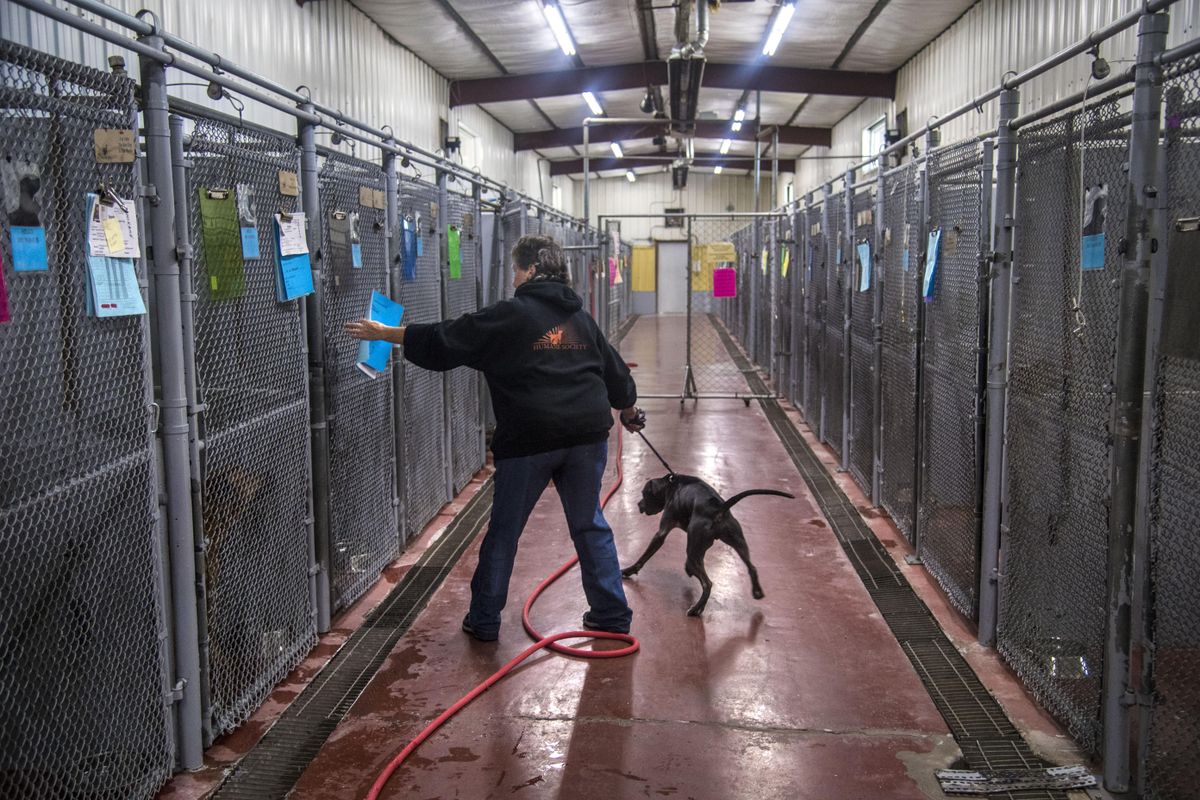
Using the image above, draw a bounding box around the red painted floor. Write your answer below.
[161,314,1088,800]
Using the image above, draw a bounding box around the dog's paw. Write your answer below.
[752,587,765,600]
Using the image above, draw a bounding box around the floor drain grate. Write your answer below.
[711,319,1070,800]
[212,481,494,800]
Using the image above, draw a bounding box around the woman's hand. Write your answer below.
[620,406,646,433]
[344,319,403,344]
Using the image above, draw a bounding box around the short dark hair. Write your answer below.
[512,234,569,283]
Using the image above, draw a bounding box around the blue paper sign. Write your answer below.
[351,242,363,269]
[1081,233,1105,270]
[836,245,842,265]
[416,235,423,257]
[902,249,910,272]
[402,224,418,280]
[86,255,146,317]
[923,229,942,301]
[357,290,404,378]
[11,226,48,271]
[240,226,260,259]
[857,242,872,292]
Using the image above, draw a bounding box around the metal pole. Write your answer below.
[978,89,1020,648]
[1103,12,1168,793]
[872,154,887,507]
[820,183,832,442]
[167,113,214,747]
[437,168,454,501]
[973,139,996,621]
[769,213,779,389]
[686,214,695,400]
[842,168,855,472]
[912,137,933,560]
[138,32,203,770]
[383,139,407,547]
[298,102,332,633]
[584,121,590,228]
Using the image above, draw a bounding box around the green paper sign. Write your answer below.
[198,188,246,300]
[448,225,462,279]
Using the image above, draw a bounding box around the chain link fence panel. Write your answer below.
[0,41,174,799]
[849,186,877,495]
[181,114,316,738]
[879,160,923,542]
[917,140,990,621]
[318,151,398,613]
[777,213,796,403]
[824,190,846,458]
[397,177,448,539]
[445,189,484,493]
[1141,55,1200,799]
[999,96,1130,756]
[804,202,826,427]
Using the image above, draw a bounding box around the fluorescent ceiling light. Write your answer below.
[542,1,576,56]
[720,138,732,155]
[731,120,742,132]
[581,91,604,116]
[610,141,624,158]
[762,2,796,57]
[714,165,723,175]
[734,108,746,122]
[626,170,636,182]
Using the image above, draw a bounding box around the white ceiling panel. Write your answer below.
[791,94,868,127]
[561,0,647,66]
[450,0,577,75]
[477,100,551,132]
[838,0,977,71]
[350,0,502,79]
[770,0,880,68]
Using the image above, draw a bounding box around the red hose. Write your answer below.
[366,425,638,799]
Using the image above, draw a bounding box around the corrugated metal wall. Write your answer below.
[796,0,1200,194]
[0,0,551,203]
[576,171,768,242]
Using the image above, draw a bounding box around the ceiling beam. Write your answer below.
[548,155,796,177]
[515,120,830,151]
[449,62,896,107]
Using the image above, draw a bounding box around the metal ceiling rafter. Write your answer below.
[549,154,796,177]
[451,61,896,107]
[514,120,830,150]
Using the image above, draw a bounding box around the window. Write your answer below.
[552,182,562,210]
[860,116,888,173]
[785,182,794,205]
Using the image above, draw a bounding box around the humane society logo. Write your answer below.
[533,322,588,351]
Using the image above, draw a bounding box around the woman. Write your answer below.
[345,234,644,641]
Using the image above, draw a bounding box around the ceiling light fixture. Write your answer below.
[582,91,604,116]
[626,170,636,182]
[734,108,746,123]
[762,1,796,57]
[714,165,723,175]
[719,138,732,155]
[611,141,624,158]
[541,1,577,56]
[731,120,742,132]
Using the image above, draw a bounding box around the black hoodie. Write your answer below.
[402,280,637,459]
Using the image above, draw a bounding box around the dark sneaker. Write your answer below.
[581,613,629,635]
[461,614,498,642]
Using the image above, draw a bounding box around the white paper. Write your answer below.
[87,192,140,258]
[276,212,309,256]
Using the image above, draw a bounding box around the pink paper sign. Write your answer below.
[608,256,617,287]
[713,267,737,298]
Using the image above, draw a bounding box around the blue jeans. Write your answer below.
[466,441,632,638]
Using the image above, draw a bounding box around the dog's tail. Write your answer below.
[717,489,795,515]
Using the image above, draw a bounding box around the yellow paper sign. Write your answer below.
[781,247,791,278]
[761,248,768,275]
[103,217,125,254]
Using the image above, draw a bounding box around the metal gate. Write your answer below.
[445,188,484,493]
[318,151,398,613]
[0,41,174,798]
[823,190,846,460]
[999,96,1128,755]
[398,176,448,538]
[848,185,876,495]
[178,113,316,738]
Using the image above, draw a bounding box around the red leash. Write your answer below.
[366,426,638,799]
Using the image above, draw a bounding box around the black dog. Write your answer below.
[621,474,793,616]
